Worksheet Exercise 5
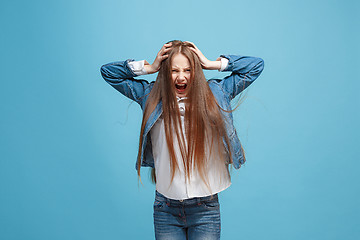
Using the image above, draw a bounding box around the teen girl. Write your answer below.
[100,40,264,240]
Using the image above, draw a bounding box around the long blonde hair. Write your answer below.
[137,40,233,190]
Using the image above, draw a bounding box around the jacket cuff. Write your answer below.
[218,57,229,72]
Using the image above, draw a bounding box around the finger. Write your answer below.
[163,47,172,53]
[158,47,172,58]
[188,46,197,53]
[158,53,169,59]
[159,55,169,62]
[163,43,172,49]
[187,44,198,51]
[185,41,196,49]
[159,44,169,54]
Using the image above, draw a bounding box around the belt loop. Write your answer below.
[197,197,201,206]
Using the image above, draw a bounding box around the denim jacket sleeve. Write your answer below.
[217,55,264,100]
[100,59,152,107]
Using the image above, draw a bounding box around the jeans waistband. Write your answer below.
[155,190,218,206]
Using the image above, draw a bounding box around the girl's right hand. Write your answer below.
[144,42,172,74]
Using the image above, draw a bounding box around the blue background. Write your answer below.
[1,0,359,239]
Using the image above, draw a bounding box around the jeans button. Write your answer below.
[179,199,183,202]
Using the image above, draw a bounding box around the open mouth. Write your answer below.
[175,83,187,92]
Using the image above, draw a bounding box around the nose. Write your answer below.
[178,72,186,81]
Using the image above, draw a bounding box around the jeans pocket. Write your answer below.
[201,200,220,209]
[153,199,165,209]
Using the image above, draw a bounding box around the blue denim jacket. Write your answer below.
[100,55,264,170]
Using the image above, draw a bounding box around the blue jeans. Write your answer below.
[153,190,221,240]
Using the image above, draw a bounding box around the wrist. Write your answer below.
[206,60,221,70]
[144,65,155,74]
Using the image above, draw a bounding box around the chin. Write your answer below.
[176,92,187,98]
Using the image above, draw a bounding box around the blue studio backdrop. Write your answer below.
[0,0,359,239]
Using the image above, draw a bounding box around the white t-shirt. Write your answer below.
[150,97,231,200]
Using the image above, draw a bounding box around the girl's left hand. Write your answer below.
[186,41,221,70]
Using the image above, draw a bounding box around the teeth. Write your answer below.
[175,83,187,90]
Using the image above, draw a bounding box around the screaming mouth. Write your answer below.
[175,83,187,90]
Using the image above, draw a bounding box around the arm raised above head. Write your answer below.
[218,55,264,100]
[100,42,174,105]
[100,59,152,105]
[186,41,264,99]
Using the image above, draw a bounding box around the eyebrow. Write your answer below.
[172,66,191,69]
